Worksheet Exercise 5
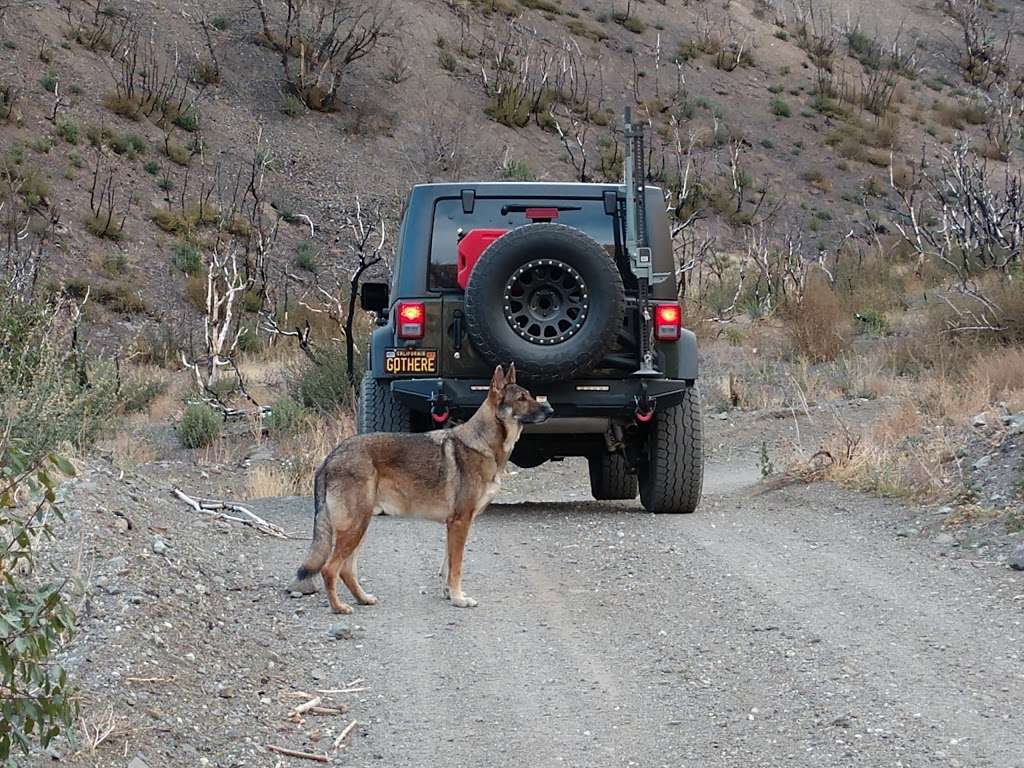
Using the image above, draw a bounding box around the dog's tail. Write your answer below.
[291,467,332,594]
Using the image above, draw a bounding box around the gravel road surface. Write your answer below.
[248,456,1024,768]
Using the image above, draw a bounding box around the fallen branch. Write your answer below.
[266,745,329,763]
[287,695,322,721]
[333,720,359,750]
[310,705,346,715]
[316,686,370,695]
[172,489,289,538]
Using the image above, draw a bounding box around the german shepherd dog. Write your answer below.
[293,364,553,612]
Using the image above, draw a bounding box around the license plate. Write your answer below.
[384,348,438,375]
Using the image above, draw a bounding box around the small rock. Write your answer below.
[1006,415,1024,435]
[713,412,729,421]
[128,757,151,768]
[972,413,987,428]
[107,556,127,573]
[935,532,957,546]
[289,591,304,599]
[896,526,917,538]
[972,455,992,471]
[151,537,169,555]
[217,685,236,699]
[1009,543,1024,571]
[328,622,353,640]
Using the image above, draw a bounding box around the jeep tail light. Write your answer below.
[397,302,425,339]
[653,303,681,341]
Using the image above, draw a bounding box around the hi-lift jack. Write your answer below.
[622,107,672,378]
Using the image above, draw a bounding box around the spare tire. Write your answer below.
[464,223,625,382]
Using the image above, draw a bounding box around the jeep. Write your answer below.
[357,118,702,513]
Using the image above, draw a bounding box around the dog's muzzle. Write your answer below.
[523,402,555,424]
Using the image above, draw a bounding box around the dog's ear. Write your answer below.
[506,362,516,385]
[489,364,506,392]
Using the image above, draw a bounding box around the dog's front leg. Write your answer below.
[445,515,476,608]
[437,550,449,598]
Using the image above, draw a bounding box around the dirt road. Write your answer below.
[246,460,1024,768]
[34,413,1024,767]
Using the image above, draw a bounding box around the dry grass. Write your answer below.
[818,404,958,500]
[245,410,355,499]
[109,430,160,466]
[784,278,848,362]
[966,347,1024,403]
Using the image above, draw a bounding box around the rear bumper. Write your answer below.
[389,376,695,420]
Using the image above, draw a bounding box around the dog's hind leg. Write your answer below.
[323,512,374,613]
[321,536,352,615]
[340,533,377,606]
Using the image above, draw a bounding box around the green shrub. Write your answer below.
[110,132,145,157]
[164,140,191,166]
[1,298,119,460]
[143,159,160,174]
[613,12,644,33]
[770,97,792,117]
[265,396,306,437]
[438,49,457,72]
[39,66,57,91]
[177,403,221,448]
[295,347,354,413]
[173,242,202,274]
[173,106,201,132]
[101,251,128,276]
[517,0,560,11]
[281,94,305,117]
[295,241,317,272]
[502,159,535,181]
[30,136,53,154]
[158,175,174,192]
[854,308,889,336]
[0,447,78,764]
[55,115,80,144]
[120,373,168,413]
[210,15,229,29]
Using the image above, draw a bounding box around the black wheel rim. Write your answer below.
[502,259,589,345]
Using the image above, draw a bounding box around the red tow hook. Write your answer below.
[431,407,450,425]
[635,407,655,424]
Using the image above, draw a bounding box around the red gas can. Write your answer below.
[456,229,507,290]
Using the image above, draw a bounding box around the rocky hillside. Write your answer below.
[3,0,1021,347]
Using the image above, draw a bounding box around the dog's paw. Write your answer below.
[331,603,354,615]
[451,595,478,608]
[359,594,378,606]
[441,584,451,599]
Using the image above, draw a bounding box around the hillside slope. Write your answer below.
[3,0,1020,348]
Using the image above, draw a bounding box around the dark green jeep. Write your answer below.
[357,177,703,514]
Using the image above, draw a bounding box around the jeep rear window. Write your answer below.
[429,198,615,291]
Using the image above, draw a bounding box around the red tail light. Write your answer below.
[653,303,681,341]
[396,302,425,340]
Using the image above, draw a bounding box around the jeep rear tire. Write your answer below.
[638,387,703,514]
[588,451,638,501]
[358,372,411,434]
[464,223,625,383]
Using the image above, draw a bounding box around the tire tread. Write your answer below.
[358,372,411,433]
[589,451,638,500]
[639,387,704,514]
